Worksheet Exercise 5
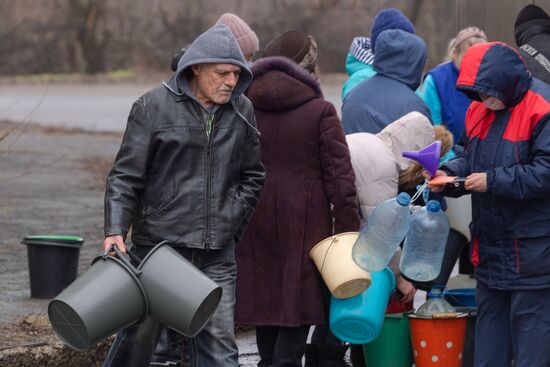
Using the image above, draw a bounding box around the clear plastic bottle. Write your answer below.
[352,192,411,272]
[415,287,456,317]
[399,200,450,282]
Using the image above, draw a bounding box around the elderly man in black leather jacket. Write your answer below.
[101,24,265,367]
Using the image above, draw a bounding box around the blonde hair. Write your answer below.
[398,125,454,189]
[447,26,487,65]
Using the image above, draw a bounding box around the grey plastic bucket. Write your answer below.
[138,242,223,337]
[47,249,149,351]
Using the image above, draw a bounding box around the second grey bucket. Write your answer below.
[138,242,223,337]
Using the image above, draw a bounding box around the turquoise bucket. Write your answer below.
[329,267,396,344]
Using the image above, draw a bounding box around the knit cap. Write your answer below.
[514,4,550,28]
[371,8,415,51]
[349,37,374,65]
[215,13,259,56]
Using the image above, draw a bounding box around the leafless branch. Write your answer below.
[0,86,48,157]
[0,152,68,183]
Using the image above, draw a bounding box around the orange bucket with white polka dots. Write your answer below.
[409,313,468,367]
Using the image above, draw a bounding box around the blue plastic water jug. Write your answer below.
[352,192,411,272]
[329,267,396,344]
[399,200,450,282]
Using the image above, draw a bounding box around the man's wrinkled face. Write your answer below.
[192,63,241,107]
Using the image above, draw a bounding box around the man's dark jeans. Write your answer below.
[101,243,238,367]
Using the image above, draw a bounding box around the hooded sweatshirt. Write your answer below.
[105,24,264,249]
[341,29,431,134]
[167,24,253,103]
[162,24,256,133]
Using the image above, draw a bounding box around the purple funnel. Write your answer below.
[402,141,441,177]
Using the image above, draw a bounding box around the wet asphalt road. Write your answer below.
[0,75,344,133]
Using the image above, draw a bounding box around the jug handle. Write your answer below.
[105,244,143,277]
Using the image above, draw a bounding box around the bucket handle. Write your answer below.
[105,244,143,277]
[319,236,338,274]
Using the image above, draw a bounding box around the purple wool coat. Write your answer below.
[235,57,360,327]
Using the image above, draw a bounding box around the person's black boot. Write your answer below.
[304,343,319,366]
[317,344,349,367]
[349,344,366,367]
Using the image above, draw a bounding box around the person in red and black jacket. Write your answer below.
[429,41,550,367]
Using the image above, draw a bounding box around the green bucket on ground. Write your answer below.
[363,312,413,367]
[48,250,149,351]
[137,242,223,337]
[21,235,85,298]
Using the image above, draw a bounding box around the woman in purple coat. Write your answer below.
[235,31,361,367]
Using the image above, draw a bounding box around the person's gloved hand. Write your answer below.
[396,275,417,304]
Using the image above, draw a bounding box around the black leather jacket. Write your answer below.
[104,76,265,250]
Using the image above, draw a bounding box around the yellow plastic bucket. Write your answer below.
[309,232,371,299]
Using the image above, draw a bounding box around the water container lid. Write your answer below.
[396,192,411,206]
[426,200,441,212]
[428,287,444,298]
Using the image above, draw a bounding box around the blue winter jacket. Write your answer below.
[442,42,550,290]
[422,61,472,143]
[341,29,432,134]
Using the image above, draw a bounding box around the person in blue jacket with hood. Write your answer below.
[418,26,487,144]
[341,7,416,101]
[430,41,550,367]
[341,29,431,135]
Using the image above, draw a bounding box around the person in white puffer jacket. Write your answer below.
[346,111,454,298]
[345,111,453,366]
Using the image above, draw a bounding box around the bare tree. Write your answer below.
[62,0,112,73]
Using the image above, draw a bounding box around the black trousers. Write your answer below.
[256,325,310,367]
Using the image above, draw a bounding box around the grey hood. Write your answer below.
[373,29,427,90]
[171,24,253,100]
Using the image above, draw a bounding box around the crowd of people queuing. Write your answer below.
[101,4,550,367]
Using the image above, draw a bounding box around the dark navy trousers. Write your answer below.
[474,282,550,367]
